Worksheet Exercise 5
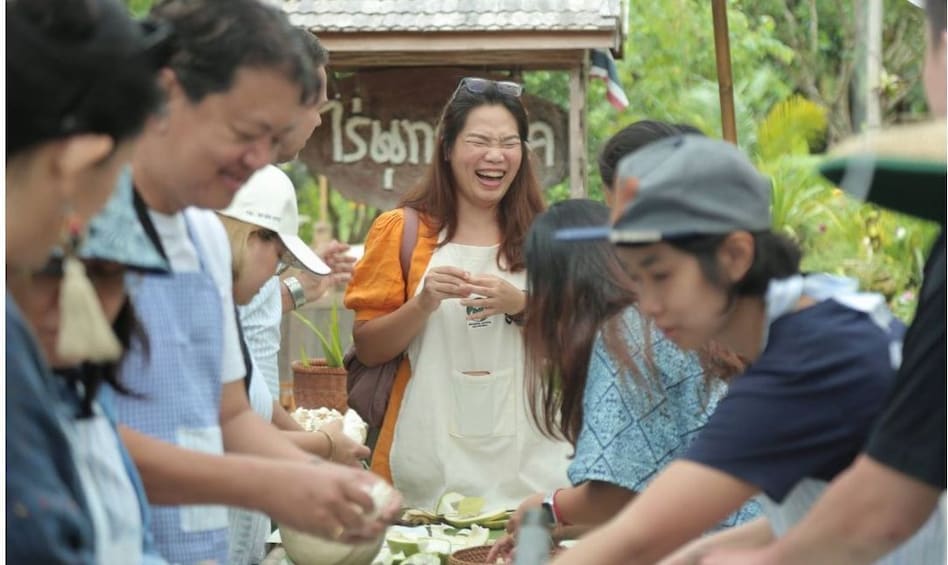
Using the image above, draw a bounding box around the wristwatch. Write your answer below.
[282,276,307,310]
[540,490,558,526]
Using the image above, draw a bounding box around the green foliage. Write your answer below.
[123,0,153,16]
[293,302,347,368]
[740,0,927,139]
[282,162,378,245]
[756,96,828,162]
[752,93,938,322]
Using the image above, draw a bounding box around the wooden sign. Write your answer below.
[300,68,568,211]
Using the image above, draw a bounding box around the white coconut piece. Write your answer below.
[364,480,397,521]
[343,409,368,445]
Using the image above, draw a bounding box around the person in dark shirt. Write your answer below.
[548,135,942,565]
[702,2,946,563]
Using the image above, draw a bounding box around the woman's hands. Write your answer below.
[321,419,371,467]
[319,239,356,288]
[263,461,401,544]
[417,266,473,313]
[460,274,526,321]
[486,491,545,563]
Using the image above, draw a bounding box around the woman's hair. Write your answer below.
[667,231,803,304]
[34,256,146,416]
[400,81,545,272]
[6,0,170,156]
[152,0,315,104]
[523,200,650,445]
[217,214,272,282]
[598,120,705,190]
[66,298,143,418]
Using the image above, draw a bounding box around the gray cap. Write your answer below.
[557,135,772,244]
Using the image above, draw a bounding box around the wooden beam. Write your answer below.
[568,54,589,198]
[313,30,616,53]
[711,0,738,144]
[327,49,585,70]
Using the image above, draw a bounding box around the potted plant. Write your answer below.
[290,301,350,413]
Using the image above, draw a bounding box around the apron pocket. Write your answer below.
[176,426,229,533]
[449,368,516,438]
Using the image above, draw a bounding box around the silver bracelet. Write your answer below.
[282,276,307,310]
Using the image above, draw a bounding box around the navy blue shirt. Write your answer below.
[684,299,904,502]
[6,294,95,564]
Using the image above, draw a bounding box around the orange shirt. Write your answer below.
[344,208,439,482]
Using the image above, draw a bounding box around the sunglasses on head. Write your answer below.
[454,77,524,98]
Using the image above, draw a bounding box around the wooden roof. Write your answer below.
[268,0,627,68]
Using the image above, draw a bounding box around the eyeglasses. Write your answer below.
[454,77,524,98]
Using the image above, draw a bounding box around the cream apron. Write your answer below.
[389,240,571,512]
[67,401,145,565]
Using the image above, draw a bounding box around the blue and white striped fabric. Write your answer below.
[227,330,274,565]
[238,276,284,399]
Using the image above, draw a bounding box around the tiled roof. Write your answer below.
[270,0,625,33]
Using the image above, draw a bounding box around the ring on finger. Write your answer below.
[332,525,344,540]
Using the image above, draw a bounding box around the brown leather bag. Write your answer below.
[344,207,419,430]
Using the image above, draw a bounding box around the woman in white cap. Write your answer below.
[217,165,371,565]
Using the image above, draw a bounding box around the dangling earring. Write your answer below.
[56,217,122,364]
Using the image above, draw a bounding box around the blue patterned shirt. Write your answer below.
[568,306,760,528]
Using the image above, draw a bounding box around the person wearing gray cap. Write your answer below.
[550,135,943,565]
[703,1,947,563]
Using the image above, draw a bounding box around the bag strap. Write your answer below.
[399,207,419,300]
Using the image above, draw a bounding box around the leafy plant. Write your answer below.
[292,301,347,368]
[752,93,939,322]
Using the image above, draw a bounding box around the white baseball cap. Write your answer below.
[219,165,331,276]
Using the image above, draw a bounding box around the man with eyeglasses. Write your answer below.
[108,4,398,563]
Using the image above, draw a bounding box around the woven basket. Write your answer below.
[448,545,495,565]
[292,360,348,412]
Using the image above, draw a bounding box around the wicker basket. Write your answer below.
[292,360,348,412]
[449,545,495,565]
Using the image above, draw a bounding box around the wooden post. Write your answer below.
[866,0,883,130]
[568,54,588,198]
[311,174,333,250]
[711,0,738,144]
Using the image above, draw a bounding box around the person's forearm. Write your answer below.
[271,400,305,431]
[352,296,433,366]
[279,278,295,313]
[222,407,314,462]
[219,380,312,462]
[660,517,772,565]
[283,430,332,459]
[758,455,942,565]
[556,481,635,526]
[119,425,275,509]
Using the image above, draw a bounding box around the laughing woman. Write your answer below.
[345,77,572,511]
